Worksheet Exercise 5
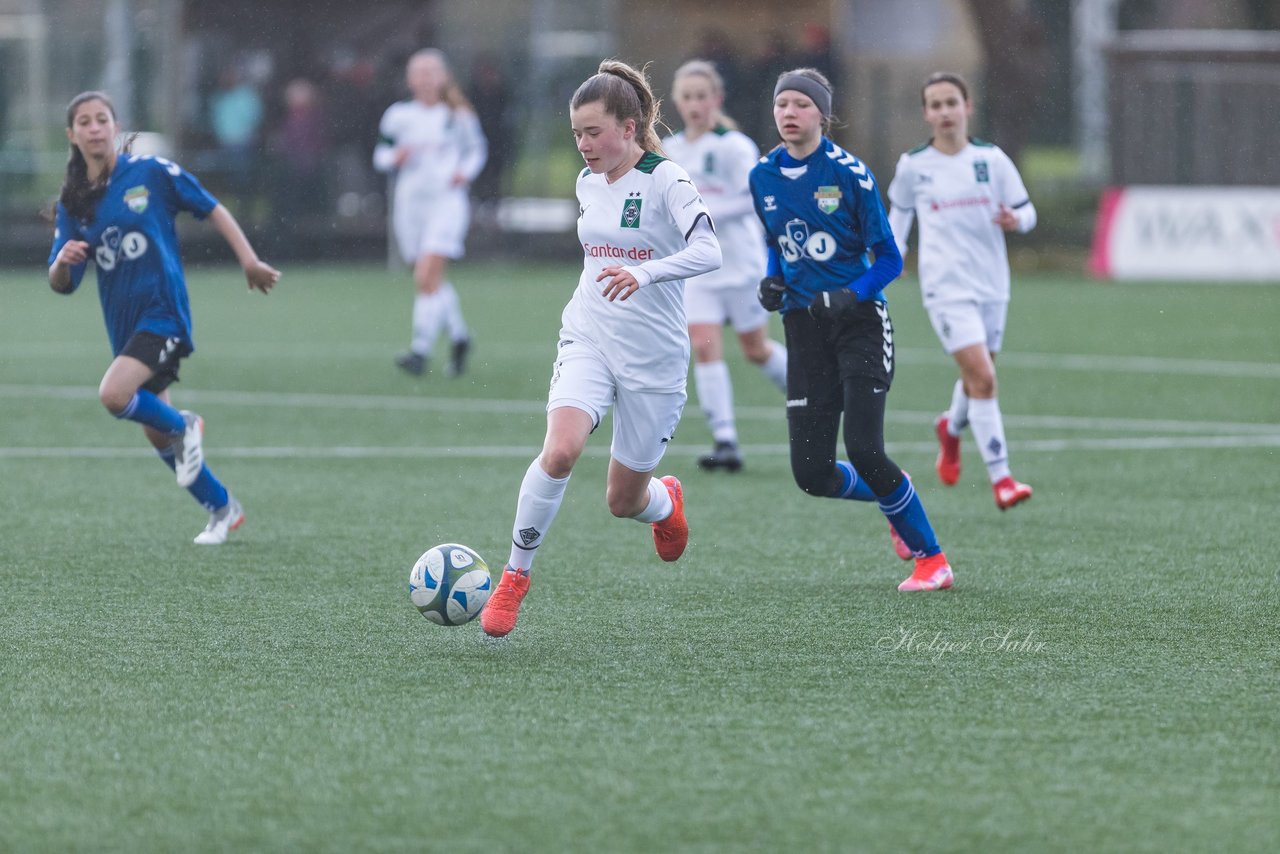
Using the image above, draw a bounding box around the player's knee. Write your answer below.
[98,383,131,415]
[742,341,771,365]
[791,461,835,498]
[964,370,996,398]
[538,446,578,478]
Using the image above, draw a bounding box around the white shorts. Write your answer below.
[684,282,769,333]
[546,339,686,473]
[927,299,1008,355]
[393,190,470,263]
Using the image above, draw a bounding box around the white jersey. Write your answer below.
[561,153,715,393]
[887,140,1032,306]
[373,99,487,212]
[662,126,766,289]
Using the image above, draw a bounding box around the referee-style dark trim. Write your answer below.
[1011,199,1031,209]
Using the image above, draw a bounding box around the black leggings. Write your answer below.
[787,374,905,499]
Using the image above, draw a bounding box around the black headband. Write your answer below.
[773,73,832,117]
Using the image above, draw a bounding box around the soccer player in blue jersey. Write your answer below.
[47,91,279,545]
[749,69,953,591]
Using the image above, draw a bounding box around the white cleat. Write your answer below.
[172,411,205,488]
[194,496,244,545]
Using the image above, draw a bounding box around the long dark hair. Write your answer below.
[58,91,129,222]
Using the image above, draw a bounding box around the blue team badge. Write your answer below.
[973,160,989,183]
[814,185,841,214]
[124,185,150,213]
[620,193,642,229]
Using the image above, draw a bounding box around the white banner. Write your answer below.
[1089,186,1280,281]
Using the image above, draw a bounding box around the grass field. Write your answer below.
[2,260,1278,852]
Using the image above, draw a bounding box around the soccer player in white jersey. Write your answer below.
[374,48,487,378]
[482,60,722,638]
[663,60,788,472]
[887,72,1037,510]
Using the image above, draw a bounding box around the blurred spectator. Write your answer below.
[208,63,264,216]
[269,78,330,240]
[469,54,514,221]
[795,23,840,91]
[741,33,796,145]
[689,29,746,128]
[326,48,383,203]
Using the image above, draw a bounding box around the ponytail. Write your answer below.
[572,59,666,155]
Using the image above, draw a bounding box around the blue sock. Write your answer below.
[117,390,185,434]
[835,461,878,501]
[878,478,941,557]
[157,448,229,513]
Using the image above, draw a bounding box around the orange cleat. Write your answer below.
[651,476,688,562]
[898,552,954,592]
[993,476,1033,510]
[934,414,961,486]
[481,566,531,638]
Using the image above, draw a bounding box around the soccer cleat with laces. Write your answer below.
[395,351,427,376]
[888,521,913,560]
[651,475,688,562]
[993,476,1033,510]
[481,565,531,638]
[194,495,244,545]
[697,440,743,472]
[934,413,961,486]
[171,411,204,488]
[898,552,953,592]
[448,337,471,377]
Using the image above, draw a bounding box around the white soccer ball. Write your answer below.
[408,543,492,626]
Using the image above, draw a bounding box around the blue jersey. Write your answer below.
[749,137,897,313]
[48,153,219,356]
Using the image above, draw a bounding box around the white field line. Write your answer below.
[3,345,1278,378]
[3,434,1280,460]
[2,384,1277,435]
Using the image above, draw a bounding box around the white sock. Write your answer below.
[411,293,446,356]
[632,477,674,524]
[946,379,970,434]
[693,360,737,445]
[759,342,788,392]
[439,282,469,342]
[507,458,570,572]
[968,397,1011,483]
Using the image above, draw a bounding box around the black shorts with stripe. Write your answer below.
[119,331,191,395]
[782,299,895,414]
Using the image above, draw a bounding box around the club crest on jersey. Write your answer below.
[814,186,841,214]
[973,160,989,183]
[124,185,150,213]
[620,193,642,229]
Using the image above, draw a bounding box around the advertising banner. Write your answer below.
[1089,187,1280,281]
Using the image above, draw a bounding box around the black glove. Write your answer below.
[808,287,858,320]
[757,276,787,312]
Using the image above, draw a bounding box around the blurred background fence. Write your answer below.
[1,0,1277,268]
